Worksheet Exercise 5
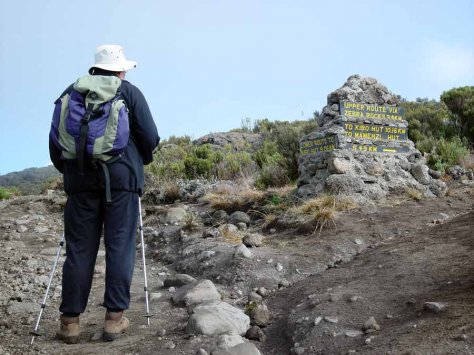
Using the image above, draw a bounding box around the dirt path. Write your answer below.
[261,185,474,354]
[1,182,473,354]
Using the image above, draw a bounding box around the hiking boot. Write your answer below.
[56,315,80,344]
[103,311,129,341]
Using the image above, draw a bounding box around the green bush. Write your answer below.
[146,144,187,180]
[415,137,438,155]
[0,186,19,200]
[441,86,474,146]
[183,144,223,179]
[161,135,192,146]
[255,161,289,189]
[427,137,470,172]
[401,99,454,144]
[254,141,281,169]
[216,150,255,180]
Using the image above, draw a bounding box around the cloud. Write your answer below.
[421,41,474,88]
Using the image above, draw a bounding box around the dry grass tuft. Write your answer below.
[162,179,181,203]
[266,184,295,199]
[296,194,357,214]
[460,153,474,171]
[289,194,357,234]
[219,225,243,244]
[202,184,266,210]
[313,208,337,234]
[405,187,423,201]
[440,174,453,183]
[182,211,201,231]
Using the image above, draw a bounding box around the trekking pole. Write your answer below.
[30,233,65,345]
[138,197,151,325]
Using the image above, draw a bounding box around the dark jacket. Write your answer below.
[49,73,160,196]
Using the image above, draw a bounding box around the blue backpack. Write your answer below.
[50,75,130,201]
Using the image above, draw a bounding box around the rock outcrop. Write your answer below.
[194,132,263,152]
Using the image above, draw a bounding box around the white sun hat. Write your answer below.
[89,44,137,74]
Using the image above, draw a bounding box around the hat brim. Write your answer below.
[89,60,137,74]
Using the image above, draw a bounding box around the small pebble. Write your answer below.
[453,334,468,341]
[324,316,339,324]
[91,330,103,341]
[164,341,176,349]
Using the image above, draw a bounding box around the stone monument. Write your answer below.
[298,75,446,202]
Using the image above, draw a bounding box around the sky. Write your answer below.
[1,0,473,175]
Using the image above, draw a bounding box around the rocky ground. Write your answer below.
[0,180,473,355]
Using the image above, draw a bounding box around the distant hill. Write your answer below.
[0,165,60,195]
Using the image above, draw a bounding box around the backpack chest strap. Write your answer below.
[78,103,97,174]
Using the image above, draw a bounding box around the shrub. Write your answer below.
[0,186,19,200]
[427,137,470,172]
[441,86,474,146]
[146,144,187,180]
[253,141,281,169]
[253,141,288,189]
[161,179,181,203]
[41,176,63,193]
[162,135,192,146]
[182,211,201,231]
[254,119,317,182]
[184,144,223,179]
[401,99,454,144]
[415,137,438,155]
[255,161,289,190]
[216,149,256,180]
[262,184,296,214]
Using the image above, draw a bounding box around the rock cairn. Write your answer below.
[298,74,446,201]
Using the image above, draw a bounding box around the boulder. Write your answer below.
[202,228,221,239]
[230,211,251,225]
[249,303,272,327]
[411,164,431,185]
[172,280,221,307]
[211,342,262,355]
[245,325,266,342]
[164,274,197,287]
[215,334,245,349]
[164,207,188,224]
[187,301,250,336]
[242,233,263,248]
[234,244,252,259]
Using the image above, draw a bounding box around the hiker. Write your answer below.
[49,44,160,343]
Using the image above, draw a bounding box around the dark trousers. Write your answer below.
[59,190,139,315]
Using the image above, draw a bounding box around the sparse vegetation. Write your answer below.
[3,87,473,201]
[401,96,472,172]
[161,179,181,203]
[201,184,266,210]
[182,211,201,231]
[441,86,474,146]
[219,224,243,244]
[288,194,358,234]
[0,186,19,200]
[0,166,60,195]
[405,187,423,201]
[426,137,470,172]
